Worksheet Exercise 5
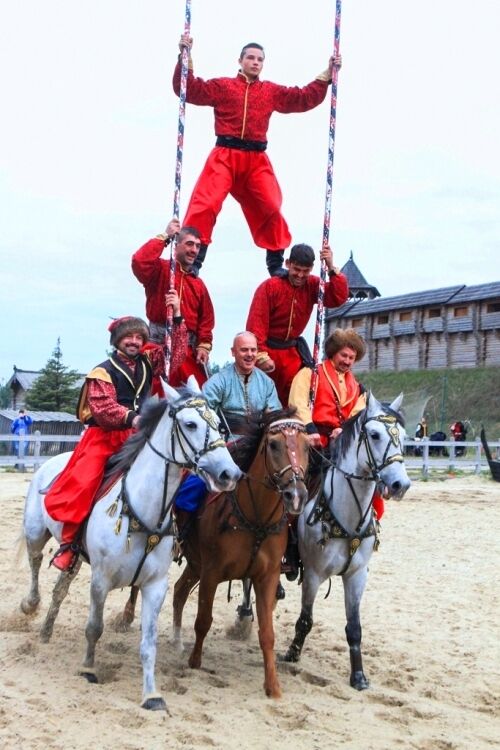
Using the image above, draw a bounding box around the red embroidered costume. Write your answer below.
[132,237,215,386]
[246,273,349,404]
[45,319,165,570]
[289,361,385,520]
[173,61,330,250]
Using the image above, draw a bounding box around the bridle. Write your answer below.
[336,411,404,484]
[146,396,226,473]
[261,419,307,494]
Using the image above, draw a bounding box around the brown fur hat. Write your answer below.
[108,316,150,348]
[324,328,366,361]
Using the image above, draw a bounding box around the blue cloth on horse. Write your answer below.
[175,473,207,512]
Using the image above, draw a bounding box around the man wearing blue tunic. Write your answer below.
[177,331,281,509]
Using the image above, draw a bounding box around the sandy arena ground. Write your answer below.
[0,471,498,750]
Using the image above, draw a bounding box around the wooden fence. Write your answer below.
[1,432,499,479]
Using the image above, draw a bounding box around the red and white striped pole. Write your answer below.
[165,0,192,379]
[309,0,342,406]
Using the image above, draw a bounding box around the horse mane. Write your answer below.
[105,387,197,477]
[338,400,405,460]
[229,407,298,472]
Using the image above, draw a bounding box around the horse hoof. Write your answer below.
[281,647,300,663]
[141,695,167,711]
[20,597,39,615]
[80,669,99,684]
[39,627,53,644]
[188,655,201,669]
[265,684,282,699]
[350,672,370,690]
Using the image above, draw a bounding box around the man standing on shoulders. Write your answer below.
[45,317,163,572]
[132,219,215,386]
[246,241,348,405]
[173,35,342,276]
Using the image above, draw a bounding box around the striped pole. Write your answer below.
[165,0,192,379]
[309,0,342,406]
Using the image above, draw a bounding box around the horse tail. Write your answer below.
[13,526,27,567]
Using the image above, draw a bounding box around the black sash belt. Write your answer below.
[216,135,267,152]
[266,336,314,368]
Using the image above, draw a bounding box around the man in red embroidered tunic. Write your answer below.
[289,328,385,521]
[173,36,342,276]
[246,242,349,405]
[46,317,163,572]
[132,219,215,387]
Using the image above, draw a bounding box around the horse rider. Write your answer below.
[45,317,164,572]
[131,218,215,387]
[173,35,342,277]
[286,328,385,579]
[246,241,349,405]
[175,330,282,515]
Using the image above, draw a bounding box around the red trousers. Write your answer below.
[170,350,208,389]
[183,147,291,250]
[267,347,303,406]
[44,426,133,525]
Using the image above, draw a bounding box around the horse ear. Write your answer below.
[186,374,202,394]
[161,378,179,401]
[390,392,404,413]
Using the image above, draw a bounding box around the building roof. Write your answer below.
[341,252,381,298]
[0,409,79,423]
[6,367,85,391]
[326,281,500,319]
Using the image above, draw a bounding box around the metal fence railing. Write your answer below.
[1,433,499,478]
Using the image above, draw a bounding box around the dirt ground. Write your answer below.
[0,471,498,750]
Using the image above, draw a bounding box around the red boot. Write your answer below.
[51,522,80,572]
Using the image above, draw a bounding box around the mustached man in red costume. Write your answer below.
[45,317,164,572]
[132,219,215,387]
[246,241,349,405]
[290,327,385,519]
[173,35,342,277]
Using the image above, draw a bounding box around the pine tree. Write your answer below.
[26,339,81,412]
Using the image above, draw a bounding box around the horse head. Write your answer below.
[359,392,411,500]
[262,416,310,515]
[161,379,242,492]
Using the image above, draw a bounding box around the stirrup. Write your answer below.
[50,542,80,573]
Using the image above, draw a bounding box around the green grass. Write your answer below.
[356,366,500,438]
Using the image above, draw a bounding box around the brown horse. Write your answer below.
[172,409,309,698]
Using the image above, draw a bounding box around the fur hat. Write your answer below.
[324,328,366,361]
[108,316,149,348]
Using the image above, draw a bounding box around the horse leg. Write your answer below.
[172,564,199,653]
[112,584,139,632]
[139,578,170,711]
[343,568,370,690]
[283,568,321,663]
[188,571,218,669]
[253,573,281,698]
[226,578,254,641]
[79,576,108,684]
[20,531,50,615]
[39,559,82,642]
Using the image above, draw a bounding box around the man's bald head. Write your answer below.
[231,331,258,375]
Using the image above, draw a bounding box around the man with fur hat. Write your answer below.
[289,327,367,446]
[45,316,163,572]
[132,218,215,387]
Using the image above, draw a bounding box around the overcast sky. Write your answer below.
[1,0,498,381]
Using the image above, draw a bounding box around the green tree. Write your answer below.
[26,338,81,412]
[0,381,10,408]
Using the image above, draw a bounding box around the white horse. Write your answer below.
[21,380,241,711]
[282,393,411,689]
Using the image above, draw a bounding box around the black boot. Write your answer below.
[282,527,300,582]
[266,249,287,277]
[191,243,208,277]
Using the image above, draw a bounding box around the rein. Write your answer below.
[107,394,226,586]
[224,419,307,579]
[308,409,404,574]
